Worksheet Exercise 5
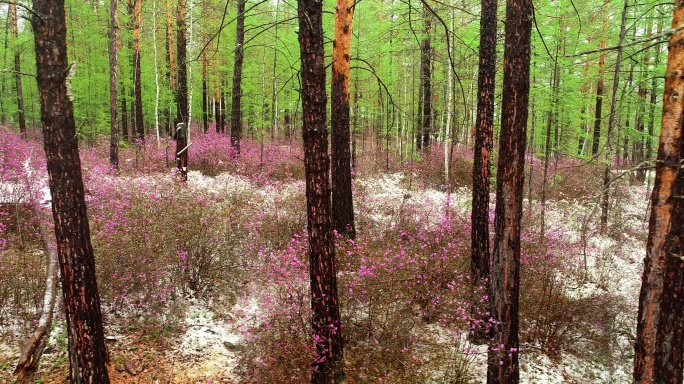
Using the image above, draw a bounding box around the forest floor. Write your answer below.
[0,160,650,383]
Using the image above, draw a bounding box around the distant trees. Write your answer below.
[31,0,110,381]
[297,0,344,380]
[487,0,532,382]
[632,4,684,383]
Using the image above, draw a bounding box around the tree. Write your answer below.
[297,0,344,379]
[109,0,120,169]
[31,0,110,381]
[416,3,432,151]
[230,0,246,155]
[131,0,144,141]
[331,0,356,239]
[632,4,684,383]
[591,0,608,157]
[487,0,531,381]
[176,0,188,125]
[470,0,496,341]
[9,4,26,134]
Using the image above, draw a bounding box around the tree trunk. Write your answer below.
[591,0,609,157]
[600,0,628,231]
[31,1,110,381]
[633,4,684,382]
[418,4,432,151]
[176,0,188,124]
[230,0,246,155]
[297,0,344,379]
[153,0,161,147]
[487,0,531,381]
[14,215,58,380]
[470,0,496,342]
[109,0,119,168]
[132,0,144,141]
[201,26,208,133]
[647,18,664,169]
[331,0,355,239]
[541,25,562,239]
[9,5,25,134]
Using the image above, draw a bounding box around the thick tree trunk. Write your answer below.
[297,0,344,380]
[9,5,25,134]
[487,0,531,381]
[331,0,355,239]
[31,1,110,381]
[633,4,684,382]
[176,0,188,124]
[470,0,496,342]
[230,0,246,155]
[647,19,664,169]
[109,0,119,168]
[132,0,144,141]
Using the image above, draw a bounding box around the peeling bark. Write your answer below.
[633,3,684,383]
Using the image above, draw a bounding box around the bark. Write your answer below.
[153,0,161,146]
[470,0,496,342]
[175,122,188,181]
[109,0,119,168]
[591,1,609,157]
[331,0,355,239]
[132,0,144,141]
[166,0,177,92]
[634,13,682,384]
[31,0,110,381]
[176,0,188,124]
[230,0,246,155]
[201,30,208,133]
[14,216,58,380]
[121,81,129,142]
[633,4,684,383]
[9,5,25,134]
[487,0,531,381]
[297,0,344,379]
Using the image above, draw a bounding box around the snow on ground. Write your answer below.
[0,169,653,383]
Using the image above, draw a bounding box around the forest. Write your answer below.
[0,0,683,382]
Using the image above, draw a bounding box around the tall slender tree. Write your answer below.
[297,0,344,379]
[176,0,188,124]
[9,4,25,134]
[487,0,531,381]
[416,4,432,151]
[633,3,684,383]
[231,0,246,155]
[331,0,356,239]
[470,0,496,341]
[109,0,120,168]
[591,0,609,156]
[31,0,110,381]
[131,0,144,141]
